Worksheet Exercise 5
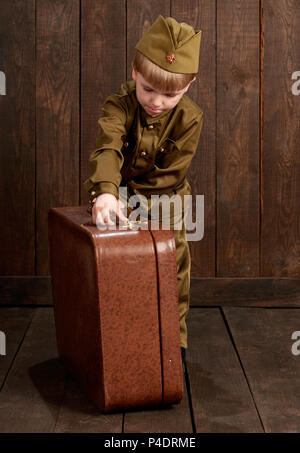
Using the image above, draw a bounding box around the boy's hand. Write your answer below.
[91,193,128,226]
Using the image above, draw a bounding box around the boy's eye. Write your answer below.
[166,93,177,98]
[144,87,153,92]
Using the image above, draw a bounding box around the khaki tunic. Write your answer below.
[84,80,203,202]
[84,80,204,348]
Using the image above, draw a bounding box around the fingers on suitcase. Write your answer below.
[92,193,128,226]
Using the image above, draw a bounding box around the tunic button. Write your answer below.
[160,147,165,153]
[124,141,129,147]
[141,151,147,157]
[148,124,154,130]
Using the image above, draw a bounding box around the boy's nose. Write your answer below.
[150,95,162,107]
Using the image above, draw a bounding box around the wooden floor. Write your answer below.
[1,306,300,433]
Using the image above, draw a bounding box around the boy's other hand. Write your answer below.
[92,193,128,227]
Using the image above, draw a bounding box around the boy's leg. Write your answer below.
[172,226,191,350]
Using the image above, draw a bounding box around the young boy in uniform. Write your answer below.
[84,15,203,365]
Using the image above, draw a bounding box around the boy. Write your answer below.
[84,15,203,364]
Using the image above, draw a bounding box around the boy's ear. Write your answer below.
[131,65,137,81]
[184,76,197,93]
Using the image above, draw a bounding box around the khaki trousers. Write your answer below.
[172,226,190,349]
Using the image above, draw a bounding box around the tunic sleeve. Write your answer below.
[83,95,128,199]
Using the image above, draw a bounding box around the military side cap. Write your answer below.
[135,15,202,74]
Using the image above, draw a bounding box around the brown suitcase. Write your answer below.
[48,206,183,413]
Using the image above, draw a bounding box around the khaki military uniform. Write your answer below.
[84,80,203,349]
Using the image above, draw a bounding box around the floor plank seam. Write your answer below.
[52,367,69,433]
[219,307,266,432]
[0,308,37,393]
[184,366,196,433]
[121,411,125,433]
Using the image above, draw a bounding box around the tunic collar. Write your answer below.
[139,103,175,128]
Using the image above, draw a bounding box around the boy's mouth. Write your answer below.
[145,105,163,115]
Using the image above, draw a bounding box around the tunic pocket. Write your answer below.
[120,135,137,180]
[155,138,180,169]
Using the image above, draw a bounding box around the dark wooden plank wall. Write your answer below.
[0,1,35,275]
[217,0,260,277]
[262,0,300,277]
[0,0,299,280]
[36,0,80,275]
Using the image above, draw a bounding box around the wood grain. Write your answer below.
[0,0,35,275]
[36,0,80,274]
[224,307,300,432]
[186,308,263,432]
[190,277,300,307]
[0,307,35,389]
[262,0,300,277]
[0,277,52,305]
[1,0,300,286]
[0,308,66,432]
[217,0,260,277]
[80,0,127,206]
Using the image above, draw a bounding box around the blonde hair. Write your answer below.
[132,51,196,93]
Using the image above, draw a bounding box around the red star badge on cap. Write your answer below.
[167,54,176,64]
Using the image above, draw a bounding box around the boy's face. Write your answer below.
[132,68,195,117]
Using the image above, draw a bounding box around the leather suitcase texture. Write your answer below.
[48,206,183,413]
